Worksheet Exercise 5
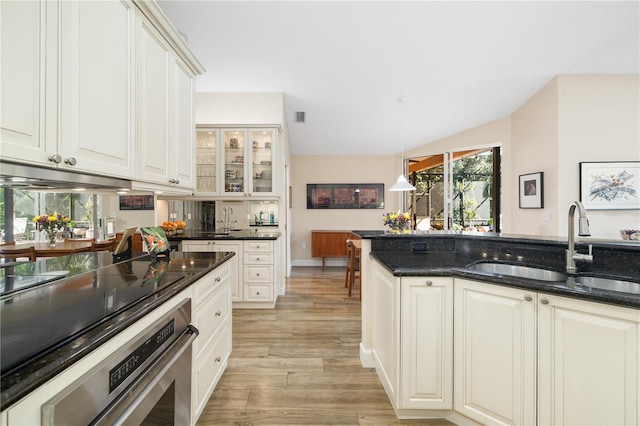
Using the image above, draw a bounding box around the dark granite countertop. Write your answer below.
[354,231,640,309]
[168,228,280,240]
[0,251,234,408]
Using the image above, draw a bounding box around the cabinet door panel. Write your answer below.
[171,57,195,188]
[454,279,536,425]
[136,15,170,183]
[538,295,639,425]
[0,0,52,164]
[60,0,134,177]
[401,277,452,409]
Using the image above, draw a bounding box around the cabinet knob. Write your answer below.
[256,257,261,261]
[425,280,433,286]
[524,294,533,302]
[540,298,549,305]
[215,276,221,282]
[174,178,180,184]
[215,310,222,316]
[48,154,62,164]
[256,291,261,295]
[215,356,221,362]
[256,273,260,277]
[64,157,77,166]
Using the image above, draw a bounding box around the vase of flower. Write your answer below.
[33,213,72,247]
[382,211,411,234]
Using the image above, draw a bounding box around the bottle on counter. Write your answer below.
[269,211,274,224]
[259,210,265,225]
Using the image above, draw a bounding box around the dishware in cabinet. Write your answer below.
[223,129,248,196]
[249,128,276,195]
[196,128,219,194]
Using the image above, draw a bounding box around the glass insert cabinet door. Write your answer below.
[196,129,218,194]
[223,129,247,194]
[250,129,275,194]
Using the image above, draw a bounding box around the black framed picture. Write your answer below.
[119,195,155,210]
[519,172,543,209]
[307,183,384,209]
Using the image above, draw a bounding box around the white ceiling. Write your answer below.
[157,1,640,156]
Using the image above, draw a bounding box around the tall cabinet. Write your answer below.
[195,127,279,197]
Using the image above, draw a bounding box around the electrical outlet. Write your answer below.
[301,242,306,250]
[187,213,192,219]
[542,212,551,222]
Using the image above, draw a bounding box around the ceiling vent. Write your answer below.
[295,111,305,123]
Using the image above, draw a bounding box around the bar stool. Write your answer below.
[344,239,360,298]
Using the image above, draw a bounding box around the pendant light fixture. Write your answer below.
[389,97,416,191]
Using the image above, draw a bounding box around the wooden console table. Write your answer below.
[311,230,353,270]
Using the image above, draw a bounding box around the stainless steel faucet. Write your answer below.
[218,207,236,233]
[566,201,593,273]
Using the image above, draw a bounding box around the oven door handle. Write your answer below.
[90,325,199,426]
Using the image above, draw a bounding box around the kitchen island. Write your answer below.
[354,230,640,425]
[0,250,235,424]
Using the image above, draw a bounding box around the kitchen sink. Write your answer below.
[569,276,640,295]
[467,262,567,282]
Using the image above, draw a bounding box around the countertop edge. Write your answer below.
[0,252,235,408]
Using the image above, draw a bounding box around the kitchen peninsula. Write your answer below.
[1,250,235,425]
[355,230,640,425]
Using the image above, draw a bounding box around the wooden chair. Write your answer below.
[91,239,116,252]
[0,245,37,262]
[344,239,360,298]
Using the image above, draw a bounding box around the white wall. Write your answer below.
[195,92,284,125]
[290,154,397,266]
[556,75,640,238]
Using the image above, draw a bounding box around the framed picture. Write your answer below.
[307,183,384,209]
[119,195,154,210]
[519,172,543,209]
[580,161,640,210]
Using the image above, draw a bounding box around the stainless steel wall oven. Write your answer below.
[42,299,197,425]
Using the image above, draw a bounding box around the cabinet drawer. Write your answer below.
[193,325,229,416]
[193,261,230,303]
[244,252,273,264]
[244,265,273,282]
[243,240,273,252]
[244,284,272,301]
[193,285,229,359]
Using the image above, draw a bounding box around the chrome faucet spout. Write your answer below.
[566,201,592,273]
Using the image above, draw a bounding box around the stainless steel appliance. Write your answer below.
[42,299,198,425]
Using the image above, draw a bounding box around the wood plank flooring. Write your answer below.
[196,267,453,426]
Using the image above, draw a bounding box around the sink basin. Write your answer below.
[467,262,567,282]
[570,276,640,295]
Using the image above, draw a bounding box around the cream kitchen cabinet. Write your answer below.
[1,0,135,179]
[181,240,241,302]
[191,261,232,421]
[134,12,196,193]
[371,260,453,416]
[538,293,639,425]
[241,240,275,308]
[455,278,639,426]
[454,279,537,425]
[195,127,278,197]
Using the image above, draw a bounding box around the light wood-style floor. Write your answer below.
[196,266,453,426]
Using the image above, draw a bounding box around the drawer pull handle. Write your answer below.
[425,280,433,286]
[256,257,260,261]
[215,356,221,362]
[524,294,533,302]
[215,310,222,316]
[215,277,221,282]
[256,291,261,295]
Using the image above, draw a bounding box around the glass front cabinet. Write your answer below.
[196,127,277,197]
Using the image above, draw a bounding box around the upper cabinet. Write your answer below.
[195,126,279,198]
[135,13,196,192]
[0,0,204,187]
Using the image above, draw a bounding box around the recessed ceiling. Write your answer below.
[157,1,639,156]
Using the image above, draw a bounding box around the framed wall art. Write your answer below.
[307,183,384,209]
[119,195,155,211]
[580,161,640,210]
[519,172,543,209]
